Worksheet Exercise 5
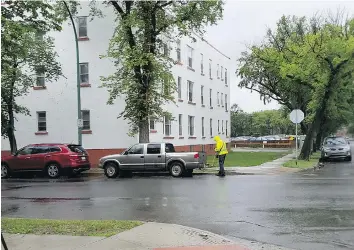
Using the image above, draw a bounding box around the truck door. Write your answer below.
[120,144,145,171]
[144,144,165,170]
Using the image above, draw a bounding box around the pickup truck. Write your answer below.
[98,142,206,178]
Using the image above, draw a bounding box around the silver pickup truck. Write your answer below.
[98,142,206,178]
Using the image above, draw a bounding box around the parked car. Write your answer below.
[320,136,352,162]
[1,143,90,179]
[99,142,206,178]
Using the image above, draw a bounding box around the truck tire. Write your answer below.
[169,162,184,177]
[104,162,119,178]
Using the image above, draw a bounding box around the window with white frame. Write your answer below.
[187,46,193,68]
[149,119,155,130]
[225,94,228,111]
[163,42,169,56]
[187,80,193,102]
[37,111,46,131]
[218,120,220,134]
[78,16,88,38]
[221,93,224,107]
[79,63,89,84]
[177,76,182,99]
[217,92,220,105]
[209,88,212,107]
[217,64,219,78]
[209,59,212,78]
[178,114,183,136]
[202,117,205,137]
[222,120,224,133]
[176,39,181,62]
[36,69,45,87]
[200,53,204,74]
[201,85,204,105]
[188,115,195,136]
[221,66,224,80]
[226,120,228,136]
[81,110,90,130]
[210,118,213,136]
[164,116,171,136]
[225,68,228,84]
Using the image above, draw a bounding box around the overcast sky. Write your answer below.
[205,0,354,113]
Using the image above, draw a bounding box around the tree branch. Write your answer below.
[109,1,125,17]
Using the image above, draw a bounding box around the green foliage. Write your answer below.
[97,1,224,141]
[1,1,64,152]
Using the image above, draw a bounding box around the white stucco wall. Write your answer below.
[1,3,232,151]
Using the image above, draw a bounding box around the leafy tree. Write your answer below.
[1,1,64,153]
[96,1,224,142]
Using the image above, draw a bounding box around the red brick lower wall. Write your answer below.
[1,143,227,168]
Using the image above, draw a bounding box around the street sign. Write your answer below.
[77,119,83,128]
[290,109,304,124]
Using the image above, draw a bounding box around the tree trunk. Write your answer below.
[138,119,150,143]
[315,130,323,150]
[300,121,307,135]
[7,105,17,154]
[299,121,315,160]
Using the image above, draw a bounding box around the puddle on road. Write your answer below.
[2,197,91,203]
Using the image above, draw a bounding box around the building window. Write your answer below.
[79,63,89,84]
[78,16,87,38]
[36,72,45,87]
[225,68,228,85]
[210,118,213,136]
[176,39,181,62]
[188,115,195,136]
[187,46,193,68]
[217,92,220,105]
[201,85,204,105]
[218,120,220,134]
[164,116,171,136]
[149,119,155,130]
[37,111,46,131]
[221,93,224,107]
[163,78,170,95]
[81,110,90,130]
[163,42,169,56]
[179,114,182,136]
[200,53,204,74]
[225,94,228,111]
[209,59,212,79]
[187,80,193,102]
[177,76,182,99]
[209,88,212,107]
[221,66,224,80]
[222,120,224,133]
[226,120,228,136]
[202,117,205,137]
[217,64,219,78]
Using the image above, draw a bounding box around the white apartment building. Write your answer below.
[1,3,231,163]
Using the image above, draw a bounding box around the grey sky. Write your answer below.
[205,0,354,113]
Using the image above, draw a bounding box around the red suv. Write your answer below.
[1,143,90,179]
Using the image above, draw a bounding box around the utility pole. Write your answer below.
[63,1,82,145]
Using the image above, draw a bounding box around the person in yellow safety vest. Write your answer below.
[214,135,228,177]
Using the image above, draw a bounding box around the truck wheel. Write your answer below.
[104,162,119,178]
[170,162,184,178]
[46,163,61,178]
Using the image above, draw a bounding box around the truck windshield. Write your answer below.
[165,143,175,152]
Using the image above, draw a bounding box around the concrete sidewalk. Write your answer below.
[2,222,293,250]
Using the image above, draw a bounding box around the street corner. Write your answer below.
[154,245,250,250]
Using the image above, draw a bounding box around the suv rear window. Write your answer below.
[67,144,87,154]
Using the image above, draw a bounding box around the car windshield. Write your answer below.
[324,137,346,146]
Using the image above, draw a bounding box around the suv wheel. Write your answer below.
[46,163,61,178]
[170,162,184,177]
[104,163,119,178]
[1,163,10,179]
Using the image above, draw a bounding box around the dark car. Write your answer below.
[1,143,90,179]
[320,136,352,162]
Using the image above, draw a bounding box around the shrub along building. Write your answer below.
[1,4,231,166]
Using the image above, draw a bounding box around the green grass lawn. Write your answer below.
[207,151,289,167]
[1,218,143,237]
[283,152,321,169]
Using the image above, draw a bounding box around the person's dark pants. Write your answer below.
[218,154,226,174]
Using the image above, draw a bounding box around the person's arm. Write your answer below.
[215,141,222,152]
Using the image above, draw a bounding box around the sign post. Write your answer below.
[290,109,305,164]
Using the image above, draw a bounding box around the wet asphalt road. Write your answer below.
[2,145,354,250]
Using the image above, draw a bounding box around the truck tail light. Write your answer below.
[194,153,199,159]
